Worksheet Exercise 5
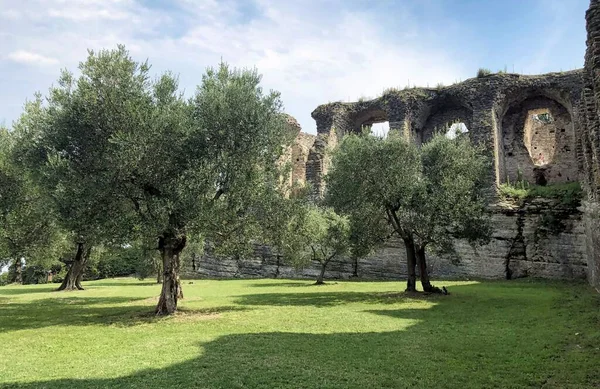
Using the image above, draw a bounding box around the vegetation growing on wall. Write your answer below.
[498,181,582,206]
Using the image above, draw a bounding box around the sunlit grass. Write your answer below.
[0,278,598,388]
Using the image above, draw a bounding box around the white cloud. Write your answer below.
[0,0,470,133]
[7,50,59,66]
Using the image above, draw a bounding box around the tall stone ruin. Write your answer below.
[193,1,600,290]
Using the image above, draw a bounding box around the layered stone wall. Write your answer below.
[581,0,600,292]
[191,199,587,282]
[189,2,600,288]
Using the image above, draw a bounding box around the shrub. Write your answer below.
[477,68,492,78]
[498,181,582,206]
[22,264,49,285]
[0,272,8,286]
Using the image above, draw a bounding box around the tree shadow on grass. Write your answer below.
[234,290,443,308]
[5,282,599,389]
[86,280,158,287]
[247,281,319,288]
[0,285,62,296]
[0,295,247,332]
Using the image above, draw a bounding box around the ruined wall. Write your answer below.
[191,199,587,281]
[581,0,600,292]
[189,3,600,285]
[310,72,583,190]
[279,114,316,192]
[500,97,578,185]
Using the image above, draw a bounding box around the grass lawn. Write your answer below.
[0,278,599,388]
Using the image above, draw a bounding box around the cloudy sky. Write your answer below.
[0,0,589,134]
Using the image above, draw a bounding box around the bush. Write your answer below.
[0,272,8,286]
[498,181,582,206]
[477,68,492,78]
[22,264,49,285]
[84,245,156,280]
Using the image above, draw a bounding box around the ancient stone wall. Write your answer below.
[581,0,600,292]
[190,2,600,288]
[310,71,583,189]
[190,199,587,282]
[500,97,578,185]
[279,114,316,192]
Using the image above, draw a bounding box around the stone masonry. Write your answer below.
[581,0,600,292]
[193,2,600,289]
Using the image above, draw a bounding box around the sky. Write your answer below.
[0,0,590,134]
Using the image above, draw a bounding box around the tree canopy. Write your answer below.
[10,46,291,314]
[326,132,491,292]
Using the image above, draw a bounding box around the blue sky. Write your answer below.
[0,0,589,134]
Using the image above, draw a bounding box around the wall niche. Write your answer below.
[500,96,577,185]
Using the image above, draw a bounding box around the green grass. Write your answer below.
[0,278,599,388]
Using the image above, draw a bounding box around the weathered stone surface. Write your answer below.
[194,2,600,290]
[581,0,600,292]
[310,71,583,189]
[190,199,587,282]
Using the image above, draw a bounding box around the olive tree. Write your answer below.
[12,46,145,290]
[0,128,63,284]
[280,206,350,285]
[409,133,491,292]
[112,63,289,315]
[325,134,422,291]
[326,132,490,293]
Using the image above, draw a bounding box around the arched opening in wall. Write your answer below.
[352,109,389,137]
[524,109,555,167]
[419,100,473,144]
[499,96,576,186]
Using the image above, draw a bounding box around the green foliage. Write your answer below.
[418,133,492,250]
[22,264,50,285]
[477,68,492,78]
[85,243,158,280]
[299,207,350,265]
[12,46,144,248]
[326,132,491,257]
[498,181,582,206]
[0,126,65,276]
[108,60,289,251]
[0,278,599,388]
[11,46,288,302]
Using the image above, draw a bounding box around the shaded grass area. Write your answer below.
[0,278,599,388]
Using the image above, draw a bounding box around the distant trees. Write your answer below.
[281,206,350,285]
[326,132,491,293]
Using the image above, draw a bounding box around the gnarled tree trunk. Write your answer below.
[11,258,23,284]
[416,245,443,294]
[155,232,186,315]
[403,237,417,292]
[57,243,91,291]
[315,260,329,285]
